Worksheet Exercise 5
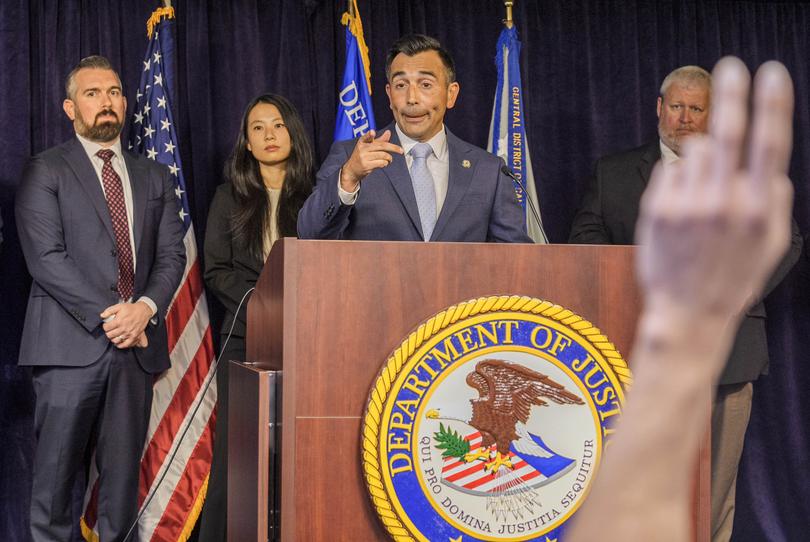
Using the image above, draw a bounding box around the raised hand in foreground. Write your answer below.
[568,57,794,542]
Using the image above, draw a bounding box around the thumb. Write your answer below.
[100,304,121,319]
[360,130,376,144]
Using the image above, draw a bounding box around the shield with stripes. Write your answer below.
[439,430,577,496]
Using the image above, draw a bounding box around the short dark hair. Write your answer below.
[65,55,121,99]
[385,34,456,84]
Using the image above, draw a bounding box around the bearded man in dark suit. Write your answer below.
[16,55,185,542]
[569,65,802,541]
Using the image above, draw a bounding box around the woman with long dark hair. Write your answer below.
[198,93,313,541]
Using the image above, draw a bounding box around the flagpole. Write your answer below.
[348,0,355,17]
[503,0,514,29]
[162,0,172,7]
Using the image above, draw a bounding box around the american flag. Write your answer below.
[80,7,217,542]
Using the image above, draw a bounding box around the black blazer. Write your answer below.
[569,141,803,385]
[203,183,265,339]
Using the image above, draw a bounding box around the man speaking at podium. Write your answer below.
[298,34,532,244]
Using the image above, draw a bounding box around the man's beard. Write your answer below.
[76,109,123,142]
[658,126,684,156]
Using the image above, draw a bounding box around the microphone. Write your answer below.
[500,165,549,243]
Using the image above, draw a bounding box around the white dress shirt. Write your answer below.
[659,139,680,167]
[338,125,451,213]
[76,134,157,315]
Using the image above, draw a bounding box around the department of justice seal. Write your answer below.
[361,296,632,541]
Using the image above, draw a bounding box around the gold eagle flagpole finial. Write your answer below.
[503,0,515,29]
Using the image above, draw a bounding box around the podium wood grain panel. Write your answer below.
[250,241,639,418]
[235,239,709,541]
[295,418,389,541]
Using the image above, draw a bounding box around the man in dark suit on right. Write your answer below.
[569,65,802,541]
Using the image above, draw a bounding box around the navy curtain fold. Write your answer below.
[1,1,808,540]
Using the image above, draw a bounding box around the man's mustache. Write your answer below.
[95,110,119,123]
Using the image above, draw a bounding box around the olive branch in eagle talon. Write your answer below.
[433,423,470,459]
[427,359,585,474]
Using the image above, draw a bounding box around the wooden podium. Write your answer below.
[228,239,709,541]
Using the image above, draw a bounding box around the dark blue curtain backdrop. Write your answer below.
[1,1,808,540]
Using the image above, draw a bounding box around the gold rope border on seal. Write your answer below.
[361,295,633,541]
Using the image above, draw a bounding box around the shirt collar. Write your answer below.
[395,124,448,162]
[76,133,123,163]
[659,139,680,166]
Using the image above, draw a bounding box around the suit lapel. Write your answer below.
[62,137,116,242]
[638,141,661,187]
[379,126,424,237]
[431,129,473,241]
[123,151,148,254]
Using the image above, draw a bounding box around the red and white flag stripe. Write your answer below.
[441,432,543,494]
[82,229,217,542]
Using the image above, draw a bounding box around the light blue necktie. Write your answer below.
[409,142,437,241]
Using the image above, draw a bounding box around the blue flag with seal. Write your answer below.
[487,26,548,243]
[334,0,376,141]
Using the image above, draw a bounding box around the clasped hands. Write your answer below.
[100,301,152,349]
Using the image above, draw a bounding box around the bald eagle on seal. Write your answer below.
[429,359,584,473]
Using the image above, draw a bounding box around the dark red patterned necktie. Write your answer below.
[96,149,134,301]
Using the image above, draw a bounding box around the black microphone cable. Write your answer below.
[121,286,256,541]
[500,165,549,243]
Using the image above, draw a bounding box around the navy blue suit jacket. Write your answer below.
[298,125,532,243]
[16,137,186,374]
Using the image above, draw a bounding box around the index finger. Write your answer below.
[749,61,794,184]
[709,57,750,183]
[373,130,403,154]
[368,141,404,155]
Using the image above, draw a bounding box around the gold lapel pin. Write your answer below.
[461,159,471,168]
